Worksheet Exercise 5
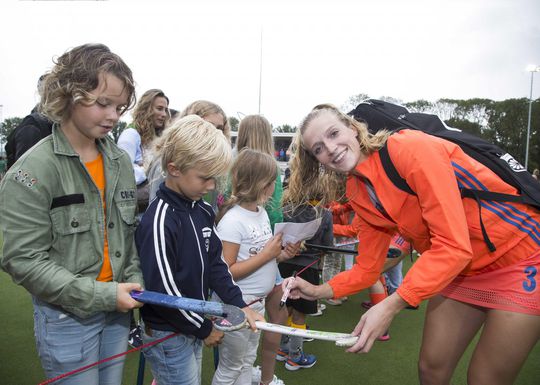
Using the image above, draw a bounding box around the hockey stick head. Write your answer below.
[212,304,246,332]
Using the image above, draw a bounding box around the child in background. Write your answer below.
[147,100,231,209]
[323,200,355,305]
[213,148,300,385]
[278,200,334,370]
[228,114,287,385]
[0,43,144,384]
[136,116,263,385]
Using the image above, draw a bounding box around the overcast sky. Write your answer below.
[0,0,539,127]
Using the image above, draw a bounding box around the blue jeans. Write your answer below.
[384,260,403,295]
[142,322,203,385]
[32,297,130,385]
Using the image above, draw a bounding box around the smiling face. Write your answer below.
[62,72,128,145]
[152,96,169,130]
[302,110,363,173]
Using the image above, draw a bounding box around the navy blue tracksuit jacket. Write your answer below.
[136,183,246,339]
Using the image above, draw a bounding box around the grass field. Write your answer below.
[0,227,539,384]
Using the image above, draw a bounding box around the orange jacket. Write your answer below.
[328,130,540,306]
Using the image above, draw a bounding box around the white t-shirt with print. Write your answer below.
[217,204,277,297]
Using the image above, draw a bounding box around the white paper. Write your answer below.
[274,217,322,246]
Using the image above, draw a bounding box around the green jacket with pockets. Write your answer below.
[0,125,143,318]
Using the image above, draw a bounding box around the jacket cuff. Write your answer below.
[193,319,213,340]
[94,281,118,312]
[328,281,343,299]
[396,286,420,307]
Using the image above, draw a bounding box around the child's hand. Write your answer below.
[204,327,224,347]
[242,306,265,332]
[116,282,144,312]
[277,240,301,262]
[261,233,284,260]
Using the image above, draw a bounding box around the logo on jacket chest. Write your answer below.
[202,227,212,252]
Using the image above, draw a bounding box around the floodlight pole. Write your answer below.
[525,65,540,169]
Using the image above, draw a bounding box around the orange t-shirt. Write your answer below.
[85,153,112,282]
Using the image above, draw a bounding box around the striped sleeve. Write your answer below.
[138,199,212,339]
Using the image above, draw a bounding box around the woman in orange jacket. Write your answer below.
[283,104,540,385]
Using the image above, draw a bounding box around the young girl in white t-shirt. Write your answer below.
[212,148,300,385]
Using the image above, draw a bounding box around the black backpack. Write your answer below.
[348,99,540,251]
[5,112,53,169]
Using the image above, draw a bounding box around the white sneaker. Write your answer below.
[310,303,326,317]
[326,298,343,306]
[251,366,285,385]
[251,366,261,384]
[269,377,285,385]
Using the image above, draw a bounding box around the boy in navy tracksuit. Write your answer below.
[135,115,263,385]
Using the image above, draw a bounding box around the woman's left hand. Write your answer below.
[347,293,408,353]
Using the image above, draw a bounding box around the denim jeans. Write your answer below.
[384,260,404,295]
[142,322,203,385]
[32,297,130,385]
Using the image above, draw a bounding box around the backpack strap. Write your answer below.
[379,143,415,195]
[379,141,498,252]
[459,188,527,204]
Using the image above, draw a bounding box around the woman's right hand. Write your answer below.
[282,276,332,301]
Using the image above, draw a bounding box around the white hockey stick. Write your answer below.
[255,321,358,347]
[132,290,359,345]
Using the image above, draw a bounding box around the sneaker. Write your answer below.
[251,366,261,384]
[284,352,317,371]
[361,301,373,310]
[326,298,342,306]
[128,324,143,348]
[276,348,289,362]
[310,303,325,317]
[265,377,285,385]
[377,331,390,341]
[340,296,349,302]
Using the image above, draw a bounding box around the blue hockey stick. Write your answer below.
[130,290,246,331]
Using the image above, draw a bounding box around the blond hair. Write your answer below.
[236,115,274,156]
[40,43,136,123]
[156,115,232,179]
[179,100,230,141]
[133,89,170,148]
[285,104,391,206]
[216,148,278,224]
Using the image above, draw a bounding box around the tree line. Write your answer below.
[1,95,539,170]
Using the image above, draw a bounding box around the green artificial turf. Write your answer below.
[0,238,539,384]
